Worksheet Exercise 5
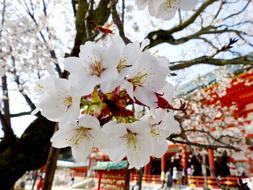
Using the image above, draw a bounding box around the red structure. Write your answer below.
[92,161,128,190]
[141,69,253,186]
[207,70,253,176]
[89,69,253,189]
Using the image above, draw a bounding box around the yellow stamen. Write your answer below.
[166,0,175,8]
[68,127,91,145]
[122,130,138,150]
[89,60,106,77]
[117,58,132,73]
[64,96,72,107]
[36,83,44,92]
[63,96,72,112]
[128,72,148,87]
[151,127,160,138]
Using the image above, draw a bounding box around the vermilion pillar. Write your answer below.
[247,158,253,175]
[181,145,188,185]
[97,172,102,190]
[246,147,253,175]
[208,149,216,177]
[144,160,151,175]
[181,145,187,170]
[161,154,167,172]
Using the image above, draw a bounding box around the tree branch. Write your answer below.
[70,0,89,56]
[169,55,253,71]
[167,137,238,150]
[11,55,36,110]
[111,0,130,44]
[10,111,32,117]
[70,0,112,56]
[71,0,77,17]
[22,0,62,76]
[88,0,111,41]
[0,75,18,142]
[0,0,6,38]
[223,0,251,21]
[146,0,218,48]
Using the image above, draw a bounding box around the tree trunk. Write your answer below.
[42,147,59,190]
[137,167,144,190]
[0,116,55,190]
[125,169,130,190]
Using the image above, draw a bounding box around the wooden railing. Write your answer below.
[188,176,242,189]
[130,174,243,188]
[131,174,161,184]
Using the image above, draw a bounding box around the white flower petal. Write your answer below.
[134,87,157,108]
[127,120,149,134]
[79,41,96,61]
[180,0,198,10]
[106,138,126,162]
[100,79,122,93]
[123,81,134,100]
[103,121,127,136]
[161,112,180,134]
[140,39,150,50]
[159,82,174,102]
[63,57,84,73]
[151,138,168,158]
[137,54,168,91]
[78,115,100,129]
[68,73,96,96]
[135,0,147,10]
[127,134,152,169]
[53,78,71,92]
[71,139,93,162]
[51,126,76,148]
[157,4,177,20]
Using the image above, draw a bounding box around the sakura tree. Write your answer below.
[0,0,253,189]
[175,80,246,150]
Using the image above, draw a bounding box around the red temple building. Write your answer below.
[89,67,253,189]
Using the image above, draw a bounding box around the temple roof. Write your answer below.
[91,160,128,170]
[176,65,251,96]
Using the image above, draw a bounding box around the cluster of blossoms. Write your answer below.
[135,0,198,20]
[177,87,246,149]
[34,35,180,169]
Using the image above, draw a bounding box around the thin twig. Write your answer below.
[111,0,131,44]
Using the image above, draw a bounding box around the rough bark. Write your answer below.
[0,116,55,190]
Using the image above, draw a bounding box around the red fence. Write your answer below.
[96,170,127,190]
[131,174,161,184]
[188,176,243,189]
[130,174,243,189]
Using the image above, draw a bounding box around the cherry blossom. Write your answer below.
[0,60,8,76]
[142,108,180,157]
[135,0,149,10]
[102,120,153,169]
[135,0,197,20]
[32,35,176,168]
[123,52,169,108]
[158,82,175,102]
[64,41,120,96]
[33,76,80,123]
[100,35,142,93]
[51,115,105,162]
